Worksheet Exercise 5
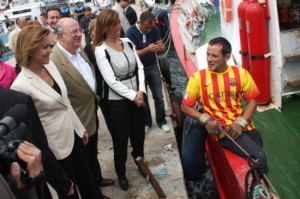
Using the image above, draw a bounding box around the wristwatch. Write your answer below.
[21,170,44,187]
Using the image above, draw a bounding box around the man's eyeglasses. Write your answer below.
[64,28,82,35]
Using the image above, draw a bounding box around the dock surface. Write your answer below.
[97,85,187,198]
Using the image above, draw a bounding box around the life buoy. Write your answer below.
[221,0,232,23]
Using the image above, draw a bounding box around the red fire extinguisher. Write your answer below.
[238,0,250,70]
[245,0,271,104]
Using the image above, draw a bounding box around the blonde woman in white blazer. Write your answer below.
[11,25,105,199]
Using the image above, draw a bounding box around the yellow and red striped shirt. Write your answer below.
[182,66,260,140]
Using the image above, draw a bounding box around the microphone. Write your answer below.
[0,104,28,137]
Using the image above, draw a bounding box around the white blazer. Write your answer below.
[11,61,86,160]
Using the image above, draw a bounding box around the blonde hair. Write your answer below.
[15,25,50,67]
[93,8,120,48]
[24,20,42,27]
[89,19,97,42]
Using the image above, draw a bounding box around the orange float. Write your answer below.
[221,0,232,23]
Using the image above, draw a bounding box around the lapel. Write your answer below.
[22,65,65,107]
[53,45,95,93]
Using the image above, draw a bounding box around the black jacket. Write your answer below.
[0,87,72,198]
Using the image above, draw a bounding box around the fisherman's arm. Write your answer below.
[181,104,222,135]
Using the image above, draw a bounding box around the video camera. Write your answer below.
[0,104,28,175]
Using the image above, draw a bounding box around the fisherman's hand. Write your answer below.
[226,123,243,140]
[226,117,248,140]
[198,113,223,135]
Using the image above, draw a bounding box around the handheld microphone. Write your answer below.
[0,104,28,137]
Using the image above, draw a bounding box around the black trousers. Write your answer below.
[105,99,145,177]
[85,130,103,183]
[219,129,267,168]
[58,134,103,199]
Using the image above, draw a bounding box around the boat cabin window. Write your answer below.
[12,9,31,15]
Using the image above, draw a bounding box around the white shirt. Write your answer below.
[57,42,96,92]
[113,3,130,33]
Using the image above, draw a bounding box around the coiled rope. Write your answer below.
[223,131,280,199]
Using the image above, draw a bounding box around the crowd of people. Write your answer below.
[0,1,269,199]
[0,1,170,199]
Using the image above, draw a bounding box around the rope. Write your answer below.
[244,156,269,199]
[223,132,280,199]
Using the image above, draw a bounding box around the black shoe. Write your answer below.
[99,178,115,187]
[118,176,129,191]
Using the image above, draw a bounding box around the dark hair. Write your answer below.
[40,12,45,17]
[139,11,154,24]
[84,7,92,12]
[209,37,232,56]
[45,6,61,18]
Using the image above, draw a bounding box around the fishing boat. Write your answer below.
[167,0,300,198]
[0,0,46,61]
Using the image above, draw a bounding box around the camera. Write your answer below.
[0,104,28,176]
[0,123,27,175]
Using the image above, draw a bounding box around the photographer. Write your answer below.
[0,87,73,198]
[1,141,44,199]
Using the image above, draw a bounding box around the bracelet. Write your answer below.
[234,117,248,129]
[197,113,211,125]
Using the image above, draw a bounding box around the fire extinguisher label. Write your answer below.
[238,18,242,29]
[246,21,250,33]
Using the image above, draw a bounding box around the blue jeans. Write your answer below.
[181,116,207,181]
[144,65,167,128]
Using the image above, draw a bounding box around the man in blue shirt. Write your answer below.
[126,11,170,133]
[75,2,85,22]
[60,4,70,18]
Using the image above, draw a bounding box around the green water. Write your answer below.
[253,95,300,199]
[200,12,221,46]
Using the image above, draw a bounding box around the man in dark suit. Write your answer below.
[0,87,73,198]
[50,18,114,190]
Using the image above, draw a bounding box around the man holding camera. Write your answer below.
[0,87,74,198]
[1,141,43,199]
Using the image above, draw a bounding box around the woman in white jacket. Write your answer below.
[11,25,104,199]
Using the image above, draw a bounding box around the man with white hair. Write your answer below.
[8,16,25,53]
[50,18,113,199]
